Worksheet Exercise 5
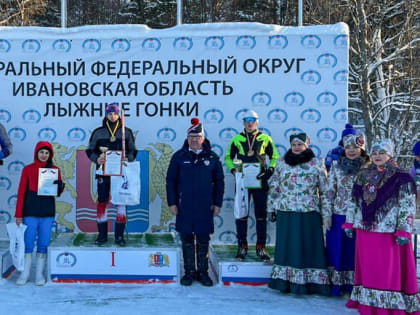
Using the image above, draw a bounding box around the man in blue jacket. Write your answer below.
[0,122,12,165]
[166,118,224,287]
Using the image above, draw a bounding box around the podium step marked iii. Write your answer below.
[210,245,274,286]
[0,240,14,279]
[49,233,180,284]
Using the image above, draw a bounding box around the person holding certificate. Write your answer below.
[86,103,137,246]
[225,110,279,261]
[14,141,65,286]
[267,132,331,296]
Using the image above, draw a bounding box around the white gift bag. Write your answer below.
[111,161,141,205]
[6,223,27,272]
[234,172,249,219]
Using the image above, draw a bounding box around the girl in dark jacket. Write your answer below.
[15,141,64,286]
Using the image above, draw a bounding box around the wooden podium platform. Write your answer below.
[210,245,274,286]
[0,240,14,279]
[48,233,180,284]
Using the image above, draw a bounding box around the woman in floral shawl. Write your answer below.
[344,139,420,315]
[325,132,369,296]
[268,132,331,296]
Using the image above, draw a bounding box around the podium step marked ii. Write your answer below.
[0,240,14,279]
[210,245,274,286]
[49,233,180,284]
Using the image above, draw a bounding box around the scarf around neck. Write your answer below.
[337,156,366,175]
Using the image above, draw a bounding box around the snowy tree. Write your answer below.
[304,0,420,164]
[0,0,48,26]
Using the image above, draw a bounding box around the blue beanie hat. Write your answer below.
[413,141,420,156]
[105,102,119,115]
[341,123,358,140]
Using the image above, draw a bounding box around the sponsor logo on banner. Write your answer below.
[317,53,337,68]
[301,70,321,85]
[300,108,321,123]
[22,39,41,53]
[317,128,338,143]
[205,36,224,50]
[67,128,86,142]
[275,144,287,157]
[334,70,348,84]
[268,109,288,123]
[258,127,271,136]
[0,109,11,122]
[248,216,255,229]
[82,39,101,52]
[8,127,26,141]
[214,215,224,229]
[218,128,239,142]
[309,144,321,157]
[211,144,223,157]
[52,39,71,52]
[8,162,25,175]
[227,265,239,272]
[173,37,193,50]
[149,252,170,267]
[251,92,271,107]
[8,195,17,209]
[301,35,321,48]
[317,91,337,107]
[223,198,234,210]
[284,92,305,107]
[218,230,237,244]
[38,127,57,141]
[22,109,41,123]
[157,128,176,142]
[204,109,224,123]
[333,108,348,123]
[284,127,304,140]
[112,39,130,52]
[236,35,256,49]
[56,252,77,267]
[334,34,348,48]
[0,210,11,224]
[268,35,288,49]
[0,39,11,52]
[0,177,12,190]
[142,38,161,51]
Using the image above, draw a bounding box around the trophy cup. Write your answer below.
[233,157,243,173]
[96,146,108,175]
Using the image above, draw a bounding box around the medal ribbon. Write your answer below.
[106,120,120,140]
[246,132,257,154]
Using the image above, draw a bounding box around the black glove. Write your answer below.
[268,212,277,222]
[257,167,274,181]
[53,180,65,197]
[344,228,354,238]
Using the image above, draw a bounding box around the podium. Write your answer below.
[210,245,274,286]
[48,233,180,284]
[0,240,14,279]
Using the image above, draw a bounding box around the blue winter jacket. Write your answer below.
[166,139,224,235]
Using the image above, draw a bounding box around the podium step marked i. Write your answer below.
[0,240,14,279]
[48,233,180,284]
[210,245,274,286]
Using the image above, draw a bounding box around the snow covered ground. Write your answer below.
[0,271,356,315]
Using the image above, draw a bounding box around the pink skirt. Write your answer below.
[346,229,420,315]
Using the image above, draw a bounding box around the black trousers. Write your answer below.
[235,188,268,247]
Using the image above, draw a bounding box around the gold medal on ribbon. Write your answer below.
[246,132,257,158]
[248,150,254,156]
[106,120,119,143]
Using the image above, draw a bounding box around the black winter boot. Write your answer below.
[180,235,196,286]
[197,239,213,287]
[114,222,126,247]
[256,245,271,261]
[95,222,108,246]
[235,239,248,260]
